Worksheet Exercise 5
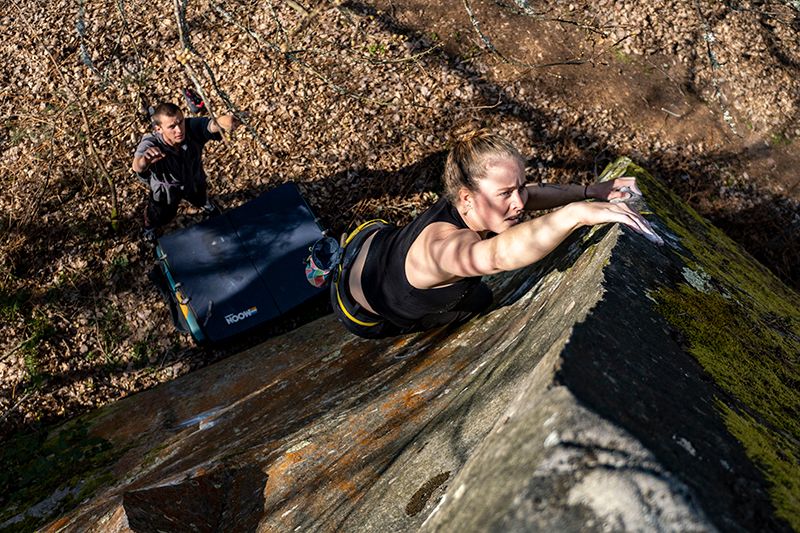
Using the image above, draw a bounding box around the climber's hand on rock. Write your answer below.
[588,177,642,202]
[575,201,663,245]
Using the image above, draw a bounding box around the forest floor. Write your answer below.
[1,0,798,440]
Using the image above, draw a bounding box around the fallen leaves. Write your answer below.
[0,0,797,439]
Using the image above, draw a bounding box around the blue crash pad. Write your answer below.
[155,182,325,343]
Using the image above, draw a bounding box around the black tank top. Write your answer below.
[361,197,481,328]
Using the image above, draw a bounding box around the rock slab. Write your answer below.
[3,158,797,532]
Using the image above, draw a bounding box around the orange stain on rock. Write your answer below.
[401,389,426,410]
[267,444,314,482]
[334,478,359,498]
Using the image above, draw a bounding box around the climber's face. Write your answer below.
[461,157,528,234]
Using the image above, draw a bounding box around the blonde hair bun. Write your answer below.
[442,124,525,204]
[450,121,492,145]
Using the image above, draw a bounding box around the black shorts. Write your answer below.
[330,220,396,339]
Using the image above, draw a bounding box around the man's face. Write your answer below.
[154,112,185,146]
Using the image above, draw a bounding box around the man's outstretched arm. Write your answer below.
[132,143,164,173]
[208,114,241,134]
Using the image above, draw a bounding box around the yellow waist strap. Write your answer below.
[335,218,388,327]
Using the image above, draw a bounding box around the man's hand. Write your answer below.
[132,146,165,173]
[209,114,242,134]
[142,146,165,164]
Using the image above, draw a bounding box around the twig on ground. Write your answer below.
[660,107,683,118]
[1,336,36,363]
[502,0,549,16]
[21,122,57,228]
[287,0,310,16]
[463,0,513,63]
[76,0,104,82]
[646,58,687,98]
[722,0,796,26]
[368,43,443,65]
[464,96,503,110]
[548,16,616,37]
[0,391,31,424]
[464,0,591,69]
[116,0,147,83]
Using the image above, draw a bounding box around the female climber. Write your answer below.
[329,125,661,338]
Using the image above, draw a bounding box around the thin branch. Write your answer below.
[1,336,36,363]
[21,122,58,227]
[175,0,272,156]
[366,43,443,65]
[288,0,320,44]
[549,14,620,39]
[464,96,503,110]
[463,0,513,63]
[174,0,192,49]
[502,0,549,17]
[76,0,103,80]
[645,58,686,97]
[693,0,740,136]
[286,0,309,16]
[722,0,797,26]
[500,0,628,37]
[10,0,119,227]
[267,0,292,52]
[116,0,146,78]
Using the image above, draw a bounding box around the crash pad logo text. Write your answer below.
[225,306,258,325]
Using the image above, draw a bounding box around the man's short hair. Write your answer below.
[152,102,183,125]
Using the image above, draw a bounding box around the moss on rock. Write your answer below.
[0,420,121,532]
[604,157,800,529]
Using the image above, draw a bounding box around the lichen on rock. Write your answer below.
[607,157,800,530]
